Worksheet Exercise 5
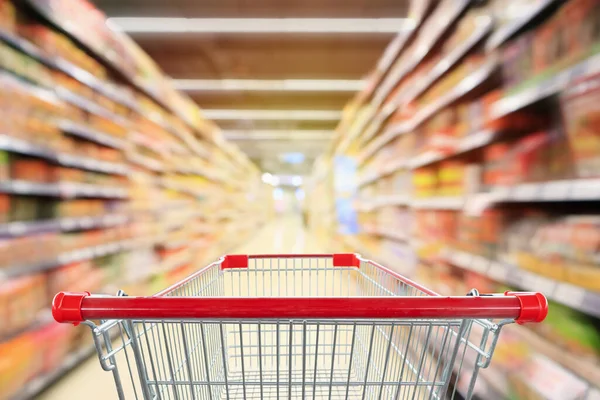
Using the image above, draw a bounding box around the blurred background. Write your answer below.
[1,0,600,399]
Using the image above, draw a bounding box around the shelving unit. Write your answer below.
[0,1,269,398]
[308,0,600,398]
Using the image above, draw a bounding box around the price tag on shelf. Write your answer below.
[553,283,585,309]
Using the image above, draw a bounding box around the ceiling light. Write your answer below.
[223,130,334,140]
[172,79,365,92]
[261,172,273,184]
[280,153,306,164]
[108,18,413,34]
[202,110,342,121]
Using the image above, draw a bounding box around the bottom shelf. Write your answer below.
[13,344,97,400]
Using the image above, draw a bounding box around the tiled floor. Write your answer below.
[40,214,322,399]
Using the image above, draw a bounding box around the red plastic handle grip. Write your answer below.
[52,292,548,324]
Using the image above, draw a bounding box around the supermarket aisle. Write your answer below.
[39,213,321,400]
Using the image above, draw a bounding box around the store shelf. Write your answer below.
[128,153,165,173]
[364,226,409,243]
[360,59,498,164]
[373,0,471,107]
[443,248,600,319]
[411,196,465,210]
[485,0,563,51]
[0,214,127,237]
[513,326,600,387]
[0,134,55,159]
[59,182,129,199]
[0,26,135,111]
[57,153,129,175]
[360,5,430,105]
[403,17,494,104]
[0,135,129,175]
[59,121,126,150]
[355,194,411,211]
[21,0,187,120]
[409,130,497,169]
[490,52,600,120]
[0,180,128,198]
[0,180,61,196]
[12,344,98,400]
[55,87,129,127]
[60,214,129,231]
[364,177,600,213]
[490,178,600,202]
[0,240,129,280]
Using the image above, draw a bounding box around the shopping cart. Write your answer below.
[53,253,547,400]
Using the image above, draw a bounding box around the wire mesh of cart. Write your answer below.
[53,253,548,400]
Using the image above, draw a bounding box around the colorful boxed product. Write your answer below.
[0,332,37,400]
[412,168,437,198]
[511,131,552,183]
[502,33,534,89]
[532,301,600,363]
[483,142,512,187]
[561,72,600,178]
[0,273,47,337]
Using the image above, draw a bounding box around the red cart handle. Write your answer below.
[53,291,547,325]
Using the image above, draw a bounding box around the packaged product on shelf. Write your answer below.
[561,72,600,178]
[17,22,107,79]
[512,353,589,400]
[532,9,569,75]
[32,321,74,374]
[413,167,437,198]
[511,130,552,183]
[10,157,52,182]
[514,215,600,288]
[501,211,549,269]
[483,142,511,187]
[10,196,39,222]
[502,34,534,90]
[0,150,7,180]
[534,300,600,362]
[0,332,37,400]
[0,194,9,223]
[0,43,54,87]
[0,273,46,337]
[0,0,15,32]
[391,170,411,194]
[423,108,458,154]
[46,261,91,301]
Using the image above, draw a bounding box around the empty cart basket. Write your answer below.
[53,253,548,399]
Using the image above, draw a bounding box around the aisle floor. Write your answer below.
[39,214,321,400]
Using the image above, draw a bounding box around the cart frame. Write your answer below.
[53,253,547,400]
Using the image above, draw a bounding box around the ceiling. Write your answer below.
[93,0,409,175]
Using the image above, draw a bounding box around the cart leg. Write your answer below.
[83,321,127,400]
[125,320,154,400]
[437,319,472,400]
